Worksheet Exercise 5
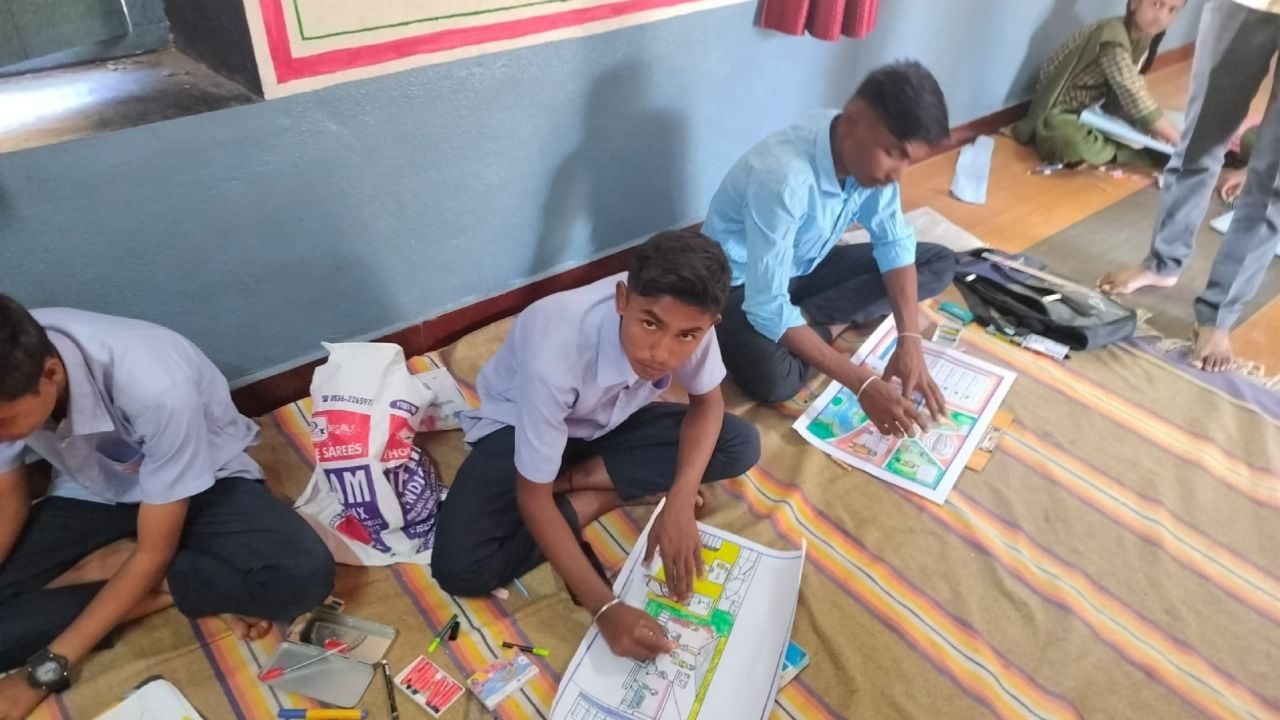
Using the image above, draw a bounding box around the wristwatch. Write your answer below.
[25,648,71,693]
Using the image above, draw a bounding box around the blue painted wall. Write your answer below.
[0,0,1203,383]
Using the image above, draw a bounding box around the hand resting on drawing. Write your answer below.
[597,603,676,662]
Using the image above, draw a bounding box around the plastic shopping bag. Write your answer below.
[294,343,444,566]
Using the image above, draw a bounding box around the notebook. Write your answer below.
[95,677,203,719]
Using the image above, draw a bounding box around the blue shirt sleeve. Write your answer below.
[134,382,217,505]
[860,183,916,272]
[741,184,808,343]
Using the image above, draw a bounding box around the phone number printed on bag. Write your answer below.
[320,394,376,407]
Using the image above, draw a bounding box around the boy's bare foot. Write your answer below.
[45,539,136,588]
[219,614,273,641]
[1097,266,1179,295]
[1191,326,1234,373]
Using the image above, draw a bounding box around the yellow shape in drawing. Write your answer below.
[653,540,742,617]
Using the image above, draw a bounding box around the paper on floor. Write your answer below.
[793,317,1017,504]
[1210,210,1233,235]
[95,677,203,719]
[951,135,996,205]
[841,206,985,254]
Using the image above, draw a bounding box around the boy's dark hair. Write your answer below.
[0,294,56,402]
[853,60,950,146]
[628,229,731,315]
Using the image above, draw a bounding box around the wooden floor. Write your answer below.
[900,58,1280,374]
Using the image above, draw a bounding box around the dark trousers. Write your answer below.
[431,403,761,596]
[0,477,335,670]
[717,242,957,403]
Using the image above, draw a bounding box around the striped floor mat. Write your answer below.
[38,312,1280,719]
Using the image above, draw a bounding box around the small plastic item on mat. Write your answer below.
[932,321,963,348]
[413,367,470,432]
[428,614,458,653]
[380,660,399,720]
[512,577,531,598]
[778,641,810,688]
[1029,162,1067,175]
[985,325,1025,346]
[395,656,465,717]
[1021,333,1071,360]
[260,639,352,681]
[286,606,398,665]
[1211,210,1234,235]
[968,409,1014,472]
[501,641,549,657]
[277,709,366,719]
[939,301,975,324]
[467,653,539,711]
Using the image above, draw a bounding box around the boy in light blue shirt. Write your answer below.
[704,61,957,435]
[0,297,333,714]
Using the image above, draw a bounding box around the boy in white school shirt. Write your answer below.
[0,295,333,717]
[432,230,760,662]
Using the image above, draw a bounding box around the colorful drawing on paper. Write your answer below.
[794,318,1016,503]
[242,0,750,96]
[551,516,804,720]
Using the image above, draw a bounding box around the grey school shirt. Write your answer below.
[0,308,262,505]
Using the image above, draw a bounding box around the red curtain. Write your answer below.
[759,0,880,41]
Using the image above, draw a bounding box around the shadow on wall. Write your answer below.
[1019,0,1090,99]
[215,153,401,378]
[533,62,688,274]
[0,149,396,381]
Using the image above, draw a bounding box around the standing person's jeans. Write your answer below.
[716,242,956,403]
[0,477,335,670]
[1146,0,1280,328]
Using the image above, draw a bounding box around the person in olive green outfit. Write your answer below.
[1014,0,1187,167]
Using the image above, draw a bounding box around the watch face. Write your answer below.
[32,661,64,684]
